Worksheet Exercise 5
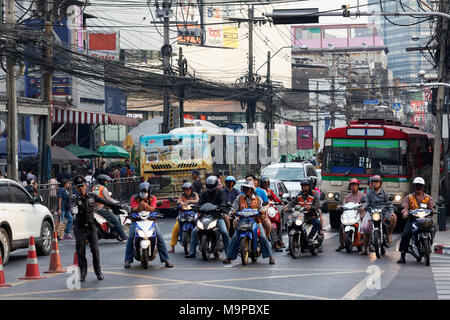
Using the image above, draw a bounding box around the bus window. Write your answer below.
[366,140,406,175]
[323,139,366,174]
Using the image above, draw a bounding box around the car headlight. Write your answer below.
[327,192,334,199]
[207,220,217,230]
[197,221,204,229]
[295,218,303,226]
[268,207,276,218]
[372,212,381,221]
[394,194,402,202]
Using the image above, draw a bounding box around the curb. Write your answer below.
[434,244,450,255]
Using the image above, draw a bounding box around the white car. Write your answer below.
[0,179,54,265]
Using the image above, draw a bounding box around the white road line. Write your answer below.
[438,295,450,299]
[341,270,385,300]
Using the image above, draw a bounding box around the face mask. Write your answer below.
[140,192,149,199]
[104,182,109,188]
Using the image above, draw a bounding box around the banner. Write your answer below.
[296,126,313,150]
[105,86,127,115]
[87,31,120,61]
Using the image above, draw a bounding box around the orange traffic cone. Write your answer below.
[69,252,91,267]
[44,232,66,273]
[19,236,47,280]
[0,256,11,287]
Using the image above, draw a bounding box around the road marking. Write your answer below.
[437,295,450,300]
[431,253,450,300]
[341,270,385,300]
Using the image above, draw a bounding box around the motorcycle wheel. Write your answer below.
[310,244,319,256]
[373,231,381,259]
[345,231,353,254]
[422,238,431,266]
[269,229,277,249]
[141,248,149,269]
[289,234,301,259]
[182,230,191,256]
[201,235,210,261]
[240,237,250,266]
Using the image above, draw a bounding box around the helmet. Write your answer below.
[371,175,382,185]
[259,177,270,189]
[225,176,236,182]
[413,177,425,186]
[97,174,112,186]
[182,182,193,190]
[241,181,255,193]
[349,178,360,185]
[73,175,87,187]
[139,182,151,193]
[205,175,219,192]
[300,178,311,186]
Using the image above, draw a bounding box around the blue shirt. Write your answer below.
[224,187,240,204]
[57,187,71,211]
[255,187,268,202]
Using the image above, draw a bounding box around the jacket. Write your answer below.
[74,192,120,227]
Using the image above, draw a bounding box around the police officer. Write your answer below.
[72,175,122,281]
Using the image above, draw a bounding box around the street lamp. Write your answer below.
[255,45,296,74]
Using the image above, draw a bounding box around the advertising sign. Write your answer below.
[87,31,120,61]
[410,100,425,127]
[296,126,313,150]
[105,86,127,115]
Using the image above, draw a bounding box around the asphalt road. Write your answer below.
[0,213,444,300]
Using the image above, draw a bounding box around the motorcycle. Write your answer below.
[94,205,130,241]
[128,201,164,269]
[118,205,131,236]
[340,202,364,253]
[177,205,198,255]
[287,205,323,258]
[408,208,435,266]
[196,203,225,261]
[366,204,390,259]
[235,208,261,265]
[267,201,282,249]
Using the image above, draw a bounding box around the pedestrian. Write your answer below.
[85,169,94,184]
[57,166,71,184]
[25,179,36,196]
[94,161,107,180]
[57,179,74,240]
[72,175,122,281]
[112,165,121,179]
[27,169,37,183]
[50,171,59,213]
[191,169,204,195]
[215,172,224,190]
[21,171,28,186]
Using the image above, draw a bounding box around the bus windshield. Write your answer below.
[323,138,407,175]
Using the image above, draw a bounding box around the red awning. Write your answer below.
[51,106,139,126]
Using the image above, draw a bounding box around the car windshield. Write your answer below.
[261,167,305,181]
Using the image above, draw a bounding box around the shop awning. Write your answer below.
[51,106,139,126]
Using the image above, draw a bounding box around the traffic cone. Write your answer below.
[0,256,11,287]
[69,252,91,267]
[44,232,66,273]
[19,236,47,280]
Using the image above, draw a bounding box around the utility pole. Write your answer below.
[431,0,449,213]
[6,0,18,181]
[265,51,272,158]
[161,0,172,133]
[330,54,336,129]
[246,5,256,130]
[315,81,319,151]
[178,47,186,127]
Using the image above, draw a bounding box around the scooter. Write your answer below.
[267,201,282,249]
[408,207,435,266]
[177,205,198,255]
[196,203,225,261]
[340,202,364,253]
[128,201,164,269]
[287,205,323,258]
[366,204,390,259]
[235,208,261,265]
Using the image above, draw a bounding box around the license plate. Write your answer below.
[328,203,337,210]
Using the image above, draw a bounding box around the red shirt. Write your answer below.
[130,195,157,212]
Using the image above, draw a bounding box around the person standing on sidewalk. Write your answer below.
[58,179,74,240]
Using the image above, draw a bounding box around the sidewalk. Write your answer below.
[433,216,450,255]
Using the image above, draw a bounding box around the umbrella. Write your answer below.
[97,144,130,158]
[64,144,101,158]
[0,138,38,159]
[50,145,82,164]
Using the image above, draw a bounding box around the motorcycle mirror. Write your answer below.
[334,195,340,201]
[320,193,325,201]
[388,196,394,202]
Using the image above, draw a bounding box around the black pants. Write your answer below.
[74,224,101,278]
[98,208,127,239]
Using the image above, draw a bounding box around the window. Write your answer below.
[0,185,13,203]
[306,166,317,177]
[8,185,31,203]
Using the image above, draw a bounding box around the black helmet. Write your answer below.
[73,175,87,187]
[97,174,112,186]
[139,182,151,193]
[205,175,219,192]
[260,177,270,189]
[300,178,311,186]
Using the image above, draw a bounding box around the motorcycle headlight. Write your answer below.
[394,194,402,202]
[268,207,276,218]
[295,218,303,226]
[327,192,334,199]
[197,221,204,230]
[207,220,217,230]
[372,212,381,221]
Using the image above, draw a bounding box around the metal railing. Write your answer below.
[36,176,143,213]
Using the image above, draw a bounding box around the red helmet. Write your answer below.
[349,178,360,185]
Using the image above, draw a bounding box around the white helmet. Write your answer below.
[413,177,425,185]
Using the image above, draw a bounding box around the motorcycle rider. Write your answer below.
[336,178,365,252]
[259,177,285,250]
[285,178,322,248]
[359,175,397,255]
[223,181,275,265]
[124,182,173,268]
[245,174,271,240]
[185,175,231,258]
[169,182,199,253]
[397,177,434,264]
[92,174,128,241]
[224,176,240,204]
[72,175,122,281]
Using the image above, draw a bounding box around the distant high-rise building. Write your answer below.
[367,0,437,82]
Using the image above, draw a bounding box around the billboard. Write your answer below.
[105,85,127,115]
[410,101,426,127]
[297,126,313,150]
[87,31,120,61]
[176,0,203,45]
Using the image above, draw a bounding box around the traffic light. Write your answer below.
[270,8,319,25]
[342,4,350,17]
